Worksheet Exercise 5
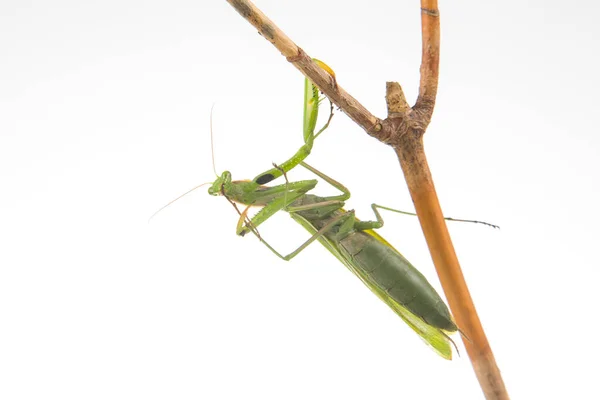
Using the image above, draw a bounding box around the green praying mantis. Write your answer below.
[204,60,476,359]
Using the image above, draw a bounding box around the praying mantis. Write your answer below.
[206,60,467,359]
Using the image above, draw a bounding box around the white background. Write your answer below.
[1,1,599,399]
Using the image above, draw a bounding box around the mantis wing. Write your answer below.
[290,212,454,360]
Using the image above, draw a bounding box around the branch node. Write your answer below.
[367,121,384,135]
[421,7,439,17]
[285,47,304,63]
[367,120,394,144]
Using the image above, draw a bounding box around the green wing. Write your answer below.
[289,212,454,360]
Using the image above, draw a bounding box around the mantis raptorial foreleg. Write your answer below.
[209,59,337,231]
[248,60,335,187]
[235,180,317,236]
[235,160,355,259]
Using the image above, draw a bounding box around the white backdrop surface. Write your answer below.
[1,1,599,399]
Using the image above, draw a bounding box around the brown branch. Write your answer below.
[393,127,510,400]
[403,3,508,399]
[225,1,509,398]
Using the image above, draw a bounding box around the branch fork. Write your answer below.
[225,1,509,398]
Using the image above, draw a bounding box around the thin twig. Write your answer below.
[414,0,441,117]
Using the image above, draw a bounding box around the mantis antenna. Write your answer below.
[210,103,218,177]
[148,106,219,222]
[148,182,212,222]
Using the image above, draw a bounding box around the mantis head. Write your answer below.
[208,171,232,196]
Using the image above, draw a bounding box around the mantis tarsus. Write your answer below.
[205,60,482,359]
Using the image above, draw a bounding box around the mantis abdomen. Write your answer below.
[338,231,457,332]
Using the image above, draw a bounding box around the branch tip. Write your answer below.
[416,0,440,118]
[385,82,410,115]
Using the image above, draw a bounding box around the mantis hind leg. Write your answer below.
[354,204,499,231]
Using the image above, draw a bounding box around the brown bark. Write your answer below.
[225,1,509,398]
